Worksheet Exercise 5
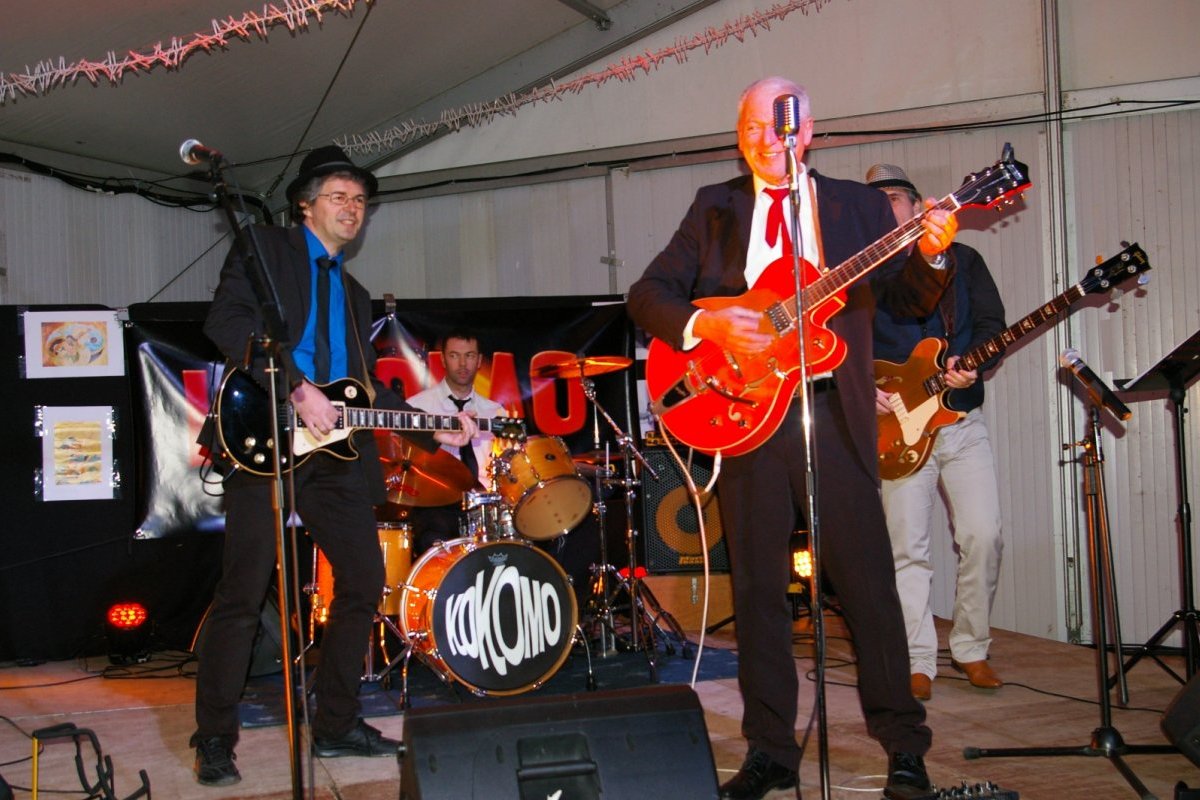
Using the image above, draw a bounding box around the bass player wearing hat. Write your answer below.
[190,146,477,786]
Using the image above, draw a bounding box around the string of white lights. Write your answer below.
[339,0,831,155]
[0,0,368,105]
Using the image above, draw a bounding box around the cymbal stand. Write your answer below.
[579,376,689,665]
[583,458,621,659]
[361,607,416,708]
[964,404,1175,798]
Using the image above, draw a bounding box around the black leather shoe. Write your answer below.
[312,719,399,758]
[884,751,932,799]
[191,733,240,786]
[719,749,799,799]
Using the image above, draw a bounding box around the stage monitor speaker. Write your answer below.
[398,684,718,799]
[641,448,729,573]
[1162,670,1200,768]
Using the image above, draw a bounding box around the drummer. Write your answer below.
[405,328,508,555]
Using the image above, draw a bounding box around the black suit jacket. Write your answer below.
[203,224,430,503]
[627,171,951,477]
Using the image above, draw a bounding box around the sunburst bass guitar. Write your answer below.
[645,147,1031,456]
[215,367,526,476]
[875,242,1149,480]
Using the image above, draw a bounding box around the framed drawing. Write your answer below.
[36,405,117,501]
[22,309,125,378]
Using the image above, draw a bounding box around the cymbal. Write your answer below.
[376,432,475,507]
[532,355,632,379]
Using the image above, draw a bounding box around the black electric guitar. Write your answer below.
[215,367,526,476]
[875,242,1150,480]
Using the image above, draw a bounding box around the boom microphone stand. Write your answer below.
[191,143,308,800]
[964,369,1174,799]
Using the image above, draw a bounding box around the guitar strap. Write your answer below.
[339,269,378,405]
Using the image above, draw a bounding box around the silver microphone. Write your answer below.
[179,139,223,166]
[773,94,801,139]
[1059,348,1132,421]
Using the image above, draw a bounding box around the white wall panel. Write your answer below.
[0,166,227,307]
[1065,110,1200,648]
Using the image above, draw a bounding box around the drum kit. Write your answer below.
[303,353,687,703]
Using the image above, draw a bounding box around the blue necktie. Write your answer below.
[313,256,333,383]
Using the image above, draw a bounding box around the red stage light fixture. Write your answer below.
[105,602,151,665]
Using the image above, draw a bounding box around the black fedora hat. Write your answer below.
[285,145,378,203]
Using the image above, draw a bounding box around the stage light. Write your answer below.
[788,530,813,619]
[106,602,151,665]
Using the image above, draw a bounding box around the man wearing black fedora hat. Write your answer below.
[190,146,477,786]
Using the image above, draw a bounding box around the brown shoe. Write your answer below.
[909,673,932,701]
[951,658,1003,688]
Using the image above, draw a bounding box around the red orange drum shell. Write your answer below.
[398,537,578,696]
[495,436,592,541]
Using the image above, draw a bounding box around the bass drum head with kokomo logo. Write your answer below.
[427,539,577,695]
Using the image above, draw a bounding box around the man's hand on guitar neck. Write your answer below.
[917,199,959,262]
[693,306,772,358]
[435,414,477,449]
[942,355,978,389]
[292,380,340,437]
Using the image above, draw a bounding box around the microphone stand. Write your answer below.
[201,155,308,800]
[783,137,831,800]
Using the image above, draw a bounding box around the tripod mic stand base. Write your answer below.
[964,726,1177,800]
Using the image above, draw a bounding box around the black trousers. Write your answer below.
[194,458,384,741]
[718,390,930,770]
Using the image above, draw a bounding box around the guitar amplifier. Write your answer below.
[640,448,729,573]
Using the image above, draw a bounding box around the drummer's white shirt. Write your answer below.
[406,379,507,484]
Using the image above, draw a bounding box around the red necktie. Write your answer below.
[764,187,792,254]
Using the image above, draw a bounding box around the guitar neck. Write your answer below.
[787,195,961,328]
[929,281,1086,392]
[339,406,505,435]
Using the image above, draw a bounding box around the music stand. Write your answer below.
[1114,328,1200,682]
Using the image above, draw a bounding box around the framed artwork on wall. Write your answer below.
[22,309,125,379]
[35,405,117,501]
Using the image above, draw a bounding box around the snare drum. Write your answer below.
[313,522,413,623]
[398,537,577,696]
[460,490,517,539]
[495,436,592,541]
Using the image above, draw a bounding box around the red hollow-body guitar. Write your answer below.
[645,148,1031,457]
[875,242,1150,480]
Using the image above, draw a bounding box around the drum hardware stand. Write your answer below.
[963,400,1176,798]
[577,376,690,667]
[1112,329,1200,685]
[583,465,622,659]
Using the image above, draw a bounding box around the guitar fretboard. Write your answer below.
[341,406,466,432]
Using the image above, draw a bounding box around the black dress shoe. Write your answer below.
[312,719,399,758]
[719,749,799,799]
[883,751,932,799]
[191,733,241,786]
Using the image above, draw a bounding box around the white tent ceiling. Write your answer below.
[0,0,715,210]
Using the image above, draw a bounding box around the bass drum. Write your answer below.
[398,537,577,696]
